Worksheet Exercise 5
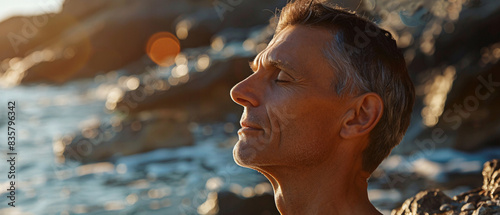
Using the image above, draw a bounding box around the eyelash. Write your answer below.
[274,71,291,83]
[274,70,291,83]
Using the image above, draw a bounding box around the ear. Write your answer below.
[340,93,383,139]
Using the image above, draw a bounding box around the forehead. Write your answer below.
[271,25,330,52]
[254,25,334,76]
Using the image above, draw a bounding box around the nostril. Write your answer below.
[234,97,248,106]
[231,89,256,107]
[230,89,246,104]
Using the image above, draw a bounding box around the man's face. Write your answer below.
[230,25,351,169]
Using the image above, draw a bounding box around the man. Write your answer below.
[230,0,415,214]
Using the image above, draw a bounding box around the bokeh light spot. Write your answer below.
[125,76,140,90]
[211,37,224,52]
[146,32,181,67]
[196,54,210,72]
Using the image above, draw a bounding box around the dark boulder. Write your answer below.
[113,56,252,122]
[217,191,279,215]
[0,0,122,61]
[55,114,193,163]
[394,0,500,154]
[17,0,202,84]
[173,0,285,48]
[392,159,500,215]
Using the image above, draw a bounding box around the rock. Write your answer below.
[113,55,252,122]
[173,0,285,49]
[0,0,121,61]
[440,203,453,212]
[392,190,453,215]
[442,61,500,152]
[462,203,476,211]
[391,0,500,154]
[60,0,124,19]
[482,159,500,198]
[216,191,279,215]
[55,113,193,163]
[465,194,483,205]
[392,159,500,215]
[408,0,500,72]
[472,206,492,215]
[454,188,483,203]
[484,200,494,206]
[15,0,204,85]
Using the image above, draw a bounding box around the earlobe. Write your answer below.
[340,93,383,139]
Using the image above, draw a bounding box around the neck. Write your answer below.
[257,150,381,215]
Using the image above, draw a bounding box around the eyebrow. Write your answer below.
[248,58,298,74]
[249,60,257,71]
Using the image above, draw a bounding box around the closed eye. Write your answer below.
[275,71,294,83]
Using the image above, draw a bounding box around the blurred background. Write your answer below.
[0,0,499,214]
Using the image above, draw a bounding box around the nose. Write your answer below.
[230,75,260,107]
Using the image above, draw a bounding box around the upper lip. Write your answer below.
[240,121,262,130]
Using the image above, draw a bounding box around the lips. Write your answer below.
[240,121,263,130]
[238,121,263,135]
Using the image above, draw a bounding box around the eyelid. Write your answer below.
[249,60,296,82]
[276,70,294,82]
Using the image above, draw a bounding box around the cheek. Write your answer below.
[283,97,341,134]
[267,92,342,138]
[279,124,337,166]
[275,101,341,164]
[284,112,339,143]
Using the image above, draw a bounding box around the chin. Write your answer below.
[233,139,267,169]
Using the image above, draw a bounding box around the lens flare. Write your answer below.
[146,32,181,67]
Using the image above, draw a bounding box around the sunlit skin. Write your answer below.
[230,25,384,215]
